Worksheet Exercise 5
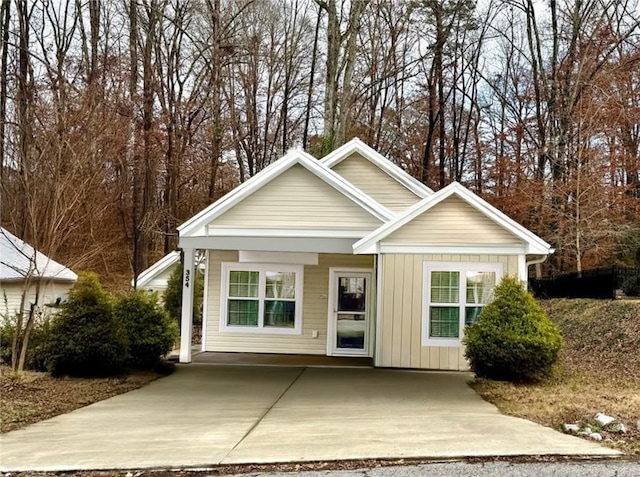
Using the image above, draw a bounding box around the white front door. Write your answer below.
[327,269,373,357]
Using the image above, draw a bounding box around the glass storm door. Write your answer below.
[329,270,372,356]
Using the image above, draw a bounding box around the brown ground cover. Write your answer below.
[471,299,640,456]
[0,366,163,433]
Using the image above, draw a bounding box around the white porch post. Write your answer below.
[179,248,196,363]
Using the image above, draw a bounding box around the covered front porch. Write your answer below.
[178,248,378,364]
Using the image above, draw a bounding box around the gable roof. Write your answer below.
[353,182,553,255]
[178,148,395,237]
[321,138,434,198]
[135,251,180,288]
[0,227,78,282]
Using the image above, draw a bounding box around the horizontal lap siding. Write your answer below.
[385,196,522,244]
[204,251,374,354]
[332,153,421,212]
[1,281,73,317]
[212,165,381,229]
[379,253,520,370]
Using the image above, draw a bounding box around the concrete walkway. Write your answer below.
[0,365,618,471]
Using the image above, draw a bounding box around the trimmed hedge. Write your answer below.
[463,275,562,382]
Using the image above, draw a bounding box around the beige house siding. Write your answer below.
[204,250,374,354]
[331,153,421,212]
[385,196,522,244]
[1,281,74,318]
[212,165,382,229]
[378,253,520,371]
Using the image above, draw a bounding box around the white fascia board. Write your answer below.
[321,138,434,198]
[207,227,372,239]
[378,244,527,255]
[135,251,181,287]
[354,182,553,255]
[179,235,357,254]
[179,148,393,239]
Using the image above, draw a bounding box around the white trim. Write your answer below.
[219,262,303,335]
[179,249,195,363]
[321,138,434,198]
[377,244,526,255]
[326,268,374,357]
[134,252,181,288]
[354,182,553,255]
[179,236,357,254]
[200,250,210,353]
[207,227,372,239]
[178,149,394,238]
[374,255,382,366]
[239,251,319,265]
[518,254,527,283]
[422,261,504,348]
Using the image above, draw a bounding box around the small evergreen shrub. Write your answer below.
[163,262,203,327]
[463,275,562,382]
[115,290,178,369]
[0,315,53,371]
[46,272,128,377]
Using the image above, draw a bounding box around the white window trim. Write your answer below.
[219,262,303,335]
[422,261,503,347]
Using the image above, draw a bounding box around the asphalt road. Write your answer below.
[238,461,640,477]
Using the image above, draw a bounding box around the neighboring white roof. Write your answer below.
[134,251,181,288]
[178,148,395,238]
[0,227,78,282]
[320,138,434,198]
[353,182,554,255]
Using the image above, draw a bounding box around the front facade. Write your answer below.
[178,139,552,370]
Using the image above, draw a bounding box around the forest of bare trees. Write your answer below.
[0,0,639,288]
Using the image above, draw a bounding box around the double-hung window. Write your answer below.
[422,262,503,347]
[220,262,303,334]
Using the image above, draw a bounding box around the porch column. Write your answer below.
[179,248,195,363]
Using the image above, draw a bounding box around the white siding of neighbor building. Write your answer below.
[384,196,523,245]
[331,153,421,212]
[204,250,374,354]
[211,165,383,229]
[378,253,521,371]
[139,265,177,297]
[0,280,74,318]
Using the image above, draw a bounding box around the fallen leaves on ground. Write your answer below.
[0,366,163,433]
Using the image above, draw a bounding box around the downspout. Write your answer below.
[526,250,554,281]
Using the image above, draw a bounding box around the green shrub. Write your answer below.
[463,275,562,382]
[163,262,203,327]
[46,272,128,377]
[0,315,53,371]
[115,290,178,369]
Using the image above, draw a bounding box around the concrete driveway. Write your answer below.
[0,365,618,471]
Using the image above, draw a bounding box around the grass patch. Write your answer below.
[470,299,640,456]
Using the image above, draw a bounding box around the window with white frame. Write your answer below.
[220,262,303,334]
[422,262,503,346]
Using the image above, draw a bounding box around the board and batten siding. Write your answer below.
[331,153,421,213]
[378,253,520,371]
[385,196,522,245]
[204,250,374,354]
[212,165,382,229]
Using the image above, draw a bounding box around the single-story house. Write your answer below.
[177,139,553,370]
[134,251,181,295]
[0,227,78,318]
